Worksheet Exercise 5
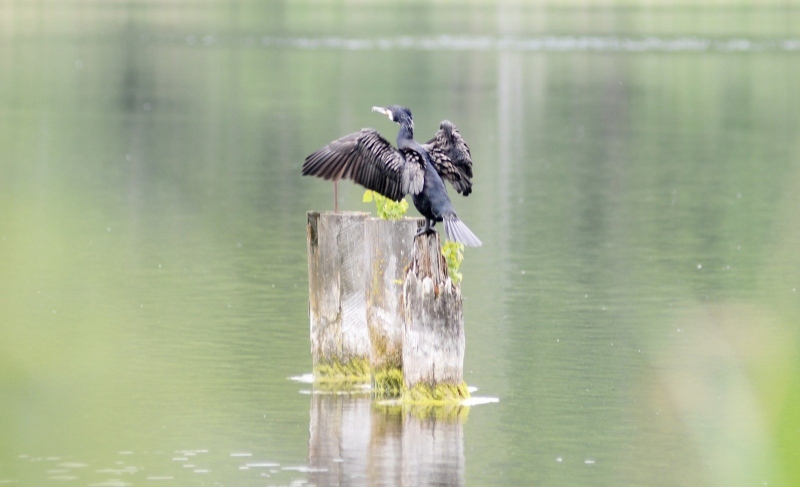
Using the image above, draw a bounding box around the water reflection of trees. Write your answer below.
[308,393,466,487]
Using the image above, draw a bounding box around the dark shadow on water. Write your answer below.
[308,392,466,487]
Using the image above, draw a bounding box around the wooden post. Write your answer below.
[402,228,470,402]
[364,217,419,396]
[307,211,370,381]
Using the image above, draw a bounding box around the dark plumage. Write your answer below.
[302,105,481,247]
[424,120,474,196]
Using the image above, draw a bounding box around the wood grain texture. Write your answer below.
[307,211,370,375]
[402,227,465,388]
[365,217,419,376]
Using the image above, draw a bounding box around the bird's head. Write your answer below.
[372,105,413,129]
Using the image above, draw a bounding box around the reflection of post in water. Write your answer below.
[399,406,466,487]
[308,393,467,487]
[308,392,372,485]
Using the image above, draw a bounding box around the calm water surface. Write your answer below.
[2,2,799,486]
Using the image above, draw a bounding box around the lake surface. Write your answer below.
[2,2,799,486]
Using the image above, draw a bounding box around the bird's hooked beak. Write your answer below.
[371,106,393,121]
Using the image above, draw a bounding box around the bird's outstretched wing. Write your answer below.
[303,129,424,201]
[423,120,473,196]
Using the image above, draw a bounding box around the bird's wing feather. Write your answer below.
[423,120,473,196]
[398,149,425,196]
[302,129,423,201]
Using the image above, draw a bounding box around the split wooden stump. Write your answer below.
[402,228,468,402]
[307,211,470,402]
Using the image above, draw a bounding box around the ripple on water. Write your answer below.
[244,35,800,53]
[242,462,280,469]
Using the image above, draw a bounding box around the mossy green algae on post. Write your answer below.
[313,357,370,383]
[403,381,471,404]
[372,367,404,397]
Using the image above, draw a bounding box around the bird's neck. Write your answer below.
[396,125,435,170]
[396,122,414,148]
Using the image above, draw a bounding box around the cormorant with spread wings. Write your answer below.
[302,105,481,247]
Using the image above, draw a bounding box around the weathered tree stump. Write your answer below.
[364,217,419,396]
[307,211,370,381]
[402,228,470,402]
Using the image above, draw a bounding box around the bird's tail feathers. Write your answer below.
[443,217,482,247]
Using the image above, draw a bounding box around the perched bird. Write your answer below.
[302,105,482,247]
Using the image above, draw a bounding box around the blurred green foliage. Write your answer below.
[363,190,409,220]
[441,241,465,285]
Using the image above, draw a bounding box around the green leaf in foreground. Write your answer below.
[441,240,465,285]
[363,190,408,220]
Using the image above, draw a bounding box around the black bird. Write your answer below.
[302,105,482,247]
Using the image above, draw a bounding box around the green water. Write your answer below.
[2,2,799,486]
